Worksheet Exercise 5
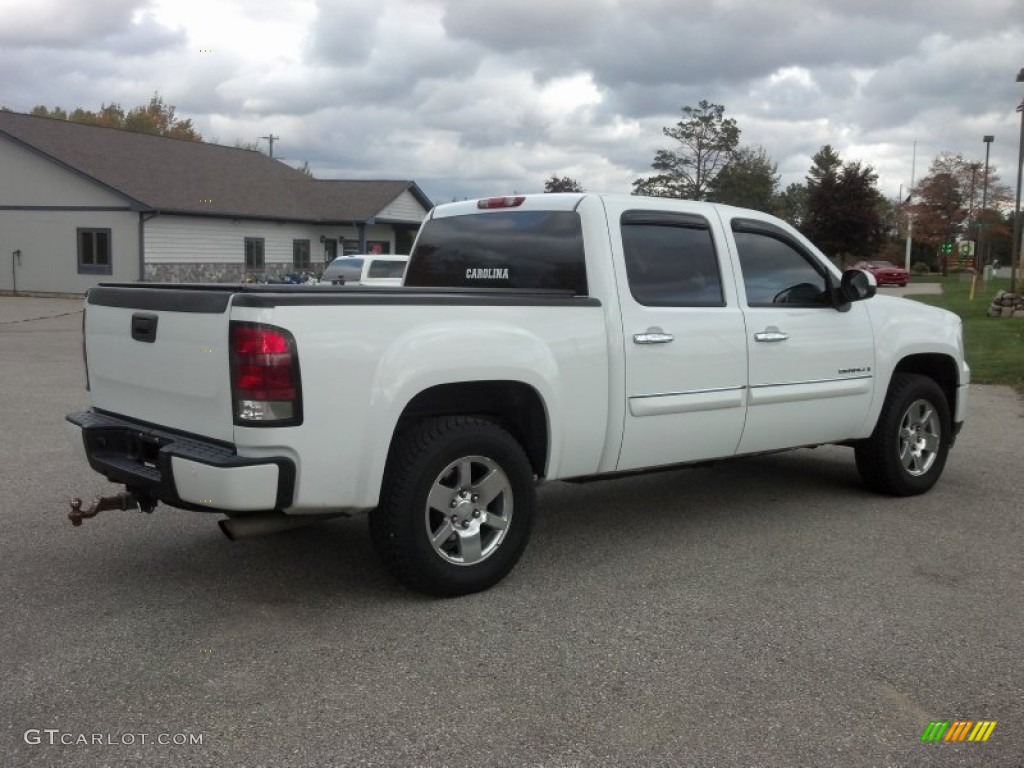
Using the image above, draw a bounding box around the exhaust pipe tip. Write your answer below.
[217,518,237,541]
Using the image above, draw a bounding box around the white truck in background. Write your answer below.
[320,253,410,285]
[67,194,969,596]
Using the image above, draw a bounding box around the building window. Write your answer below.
[77,228,112,275]
[244,237,265,271]
[323,238,338,265]
[292,239,311,269]
[366,241,391,255]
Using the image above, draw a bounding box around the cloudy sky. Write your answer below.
[2,0,1022,204]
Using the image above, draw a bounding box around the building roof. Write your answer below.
[0,111,431,224]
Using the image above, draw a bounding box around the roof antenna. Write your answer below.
[260,134,280,158]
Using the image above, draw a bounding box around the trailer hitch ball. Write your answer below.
[68,491,155,526]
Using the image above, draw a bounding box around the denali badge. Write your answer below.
[466,268,509,279]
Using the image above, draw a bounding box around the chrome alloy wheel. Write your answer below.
[425,455,513,566]
[898,399,941,476]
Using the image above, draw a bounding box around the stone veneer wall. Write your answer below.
[145,262,293,283]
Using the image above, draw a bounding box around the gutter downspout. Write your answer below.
[138,211,158,282]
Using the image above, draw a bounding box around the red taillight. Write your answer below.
[231,325,290,355]
[477,196,526,209]
[230,322,302,426]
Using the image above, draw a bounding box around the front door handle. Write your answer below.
[754,326,789,343]
[633,328,674,345]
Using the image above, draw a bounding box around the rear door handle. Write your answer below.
[633,328,674,344]
[754,326,788,343]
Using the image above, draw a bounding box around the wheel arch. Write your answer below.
[393,381,549,479]
[892,353,959,416]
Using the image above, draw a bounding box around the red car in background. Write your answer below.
[854,260,909,287]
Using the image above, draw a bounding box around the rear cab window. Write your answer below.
[405,210,587,294]
[366,259,408,279]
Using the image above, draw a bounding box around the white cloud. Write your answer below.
[1,0,1022,203]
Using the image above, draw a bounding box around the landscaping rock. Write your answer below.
[988,290,1024,318]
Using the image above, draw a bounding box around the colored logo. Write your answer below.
[921,720,996,742]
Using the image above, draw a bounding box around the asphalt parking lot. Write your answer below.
[1,295,1022,768]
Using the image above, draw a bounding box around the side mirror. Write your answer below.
[839,269,877,303]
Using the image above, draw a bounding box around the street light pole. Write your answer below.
[1011,68,1024,291]
[979,135,993,276]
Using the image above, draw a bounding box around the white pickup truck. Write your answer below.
[67,194,969,595]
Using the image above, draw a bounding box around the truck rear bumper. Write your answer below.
[66,410,295,513]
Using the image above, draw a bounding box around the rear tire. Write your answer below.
[855,373,951,496]
[370,416,535,596]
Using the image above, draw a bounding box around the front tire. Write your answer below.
[855,373,951,496]
[370,416,536,596]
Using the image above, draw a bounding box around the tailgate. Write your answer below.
[85,286,235,442]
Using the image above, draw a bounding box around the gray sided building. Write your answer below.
[0,111,432,294]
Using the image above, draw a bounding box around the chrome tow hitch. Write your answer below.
[68,491,157,526]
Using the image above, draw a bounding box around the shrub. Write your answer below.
[911,262,931,274]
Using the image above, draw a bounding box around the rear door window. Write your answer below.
[406,210,587,294]
[620,211,724,306]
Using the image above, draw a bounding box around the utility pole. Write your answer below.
[904,140,917,272]
[260,134,280,158]
[979,136,993,276]
[1012,68,1024,291]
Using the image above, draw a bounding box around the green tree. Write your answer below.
[30,105,68,120]
[543,175,584,193]
[802,145,884,262]
[773,182,809,228]
[632,100,740,200]
[27,92,201,141]
[807,144,842,189]
[802,145,843,254]
[707,145,779,212]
